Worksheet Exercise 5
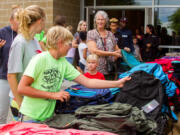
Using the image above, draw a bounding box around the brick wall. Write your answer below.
[0,0,80,33]
[53,0,80,34]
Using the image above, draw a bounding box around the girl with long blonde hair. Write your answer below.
[7,5,45,121]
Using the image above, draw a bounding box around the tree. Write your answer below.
[168,8,180,33]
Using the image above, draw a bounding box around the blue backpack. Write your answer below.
[117,50,142,73]
[55,84,114,113]
[121,49,142,68]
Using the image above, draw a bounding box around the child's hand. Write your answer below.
[117,76,131,88]
[53,91,70,102]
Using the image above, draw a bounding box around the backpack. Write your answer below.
[116,50,142,73]
[119,63,177,97]
[121,49,142,68]
[53,103,157,135]
[115,71,171,135]
[55,84,114,114]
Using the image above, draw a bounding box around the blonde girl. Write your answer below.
[7,5,45,121]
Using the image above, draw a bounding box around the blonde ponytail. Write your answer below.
[16,5,45,40]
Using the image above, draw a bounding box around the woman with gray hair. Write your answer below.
[87,10,121,80]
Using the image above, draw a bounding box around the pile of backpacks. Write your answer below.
[49,53,180,135]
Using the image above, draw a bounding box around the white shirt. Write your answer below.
[78,42,87,65]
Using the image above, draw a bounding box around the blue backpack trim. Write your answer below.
[55,85,114,113]
[121,49,142,68]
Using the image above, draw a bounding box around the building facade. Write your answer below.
[0,0,80,33]
[0,0,180,38]
[84,0,180,37]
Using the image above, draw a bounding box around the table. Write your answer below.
[158,45,180,52]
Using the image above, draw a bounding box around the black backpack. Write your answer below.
[115,71,171,135]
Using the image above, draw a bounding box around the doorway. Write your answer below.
[86,7,153,35]
[106,9,144,35]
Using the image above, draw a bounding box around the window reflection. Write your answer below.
[155,7,180,45]
[155,0,180,5]
[85,0,152,6]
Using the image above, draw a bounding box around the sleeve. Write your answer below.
[8,40,24,74]
[34,33,41,42]
[74,32,79,39]
[23,56,40,79]
[87,30,96,42]
[42,36,46,44]
[82,43,88,49]
[74,32,80,44]
[83,72,88,78]
[64,59,81,81]
[99,72,105,80]
[101,74,105,80]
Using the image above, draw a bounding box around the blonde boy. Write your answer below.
[84,54,105,80]
[18,26,131,122]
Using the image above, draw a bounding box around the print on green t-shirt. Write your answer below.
[19,51,80,121]
[41,68,61,90]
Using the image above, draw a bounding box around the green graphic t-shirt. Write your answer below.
[20,51,80,121]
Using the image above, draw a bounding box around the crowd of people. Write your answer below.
[0,5,131,124]
[0,4,177,125]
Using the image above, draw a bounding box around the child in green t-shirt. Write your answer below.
[18,26,131,122]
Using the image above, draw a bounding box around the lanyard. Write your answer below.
[96,29,108,51]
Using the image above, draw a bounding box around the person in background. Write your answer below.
[66,24,77,64]
[156,25,161,38]
[135,28,143,49]
[73,20,87,66]
[87,10,121,80]
[117,17,134,53]
[78,31,87,71]
[54,15,66,27]
[133,36,143,61]
[66,25,73,33]
[142,24,159,60]
[141,41,156,62]
[35,15,66,51]
[7,5,45,121]
[74,20,87,44]
[160,27,172,56]
[109,18,123,76]
[17,26,130,122]
[172,31,176,45]
[109,18,122,48]
[34,30,46,51]
[0,5,19,124]
[84,54,105,80]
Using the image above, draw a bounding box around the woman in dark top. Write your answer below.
[0,6,19,124]
[141,24,160,61]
